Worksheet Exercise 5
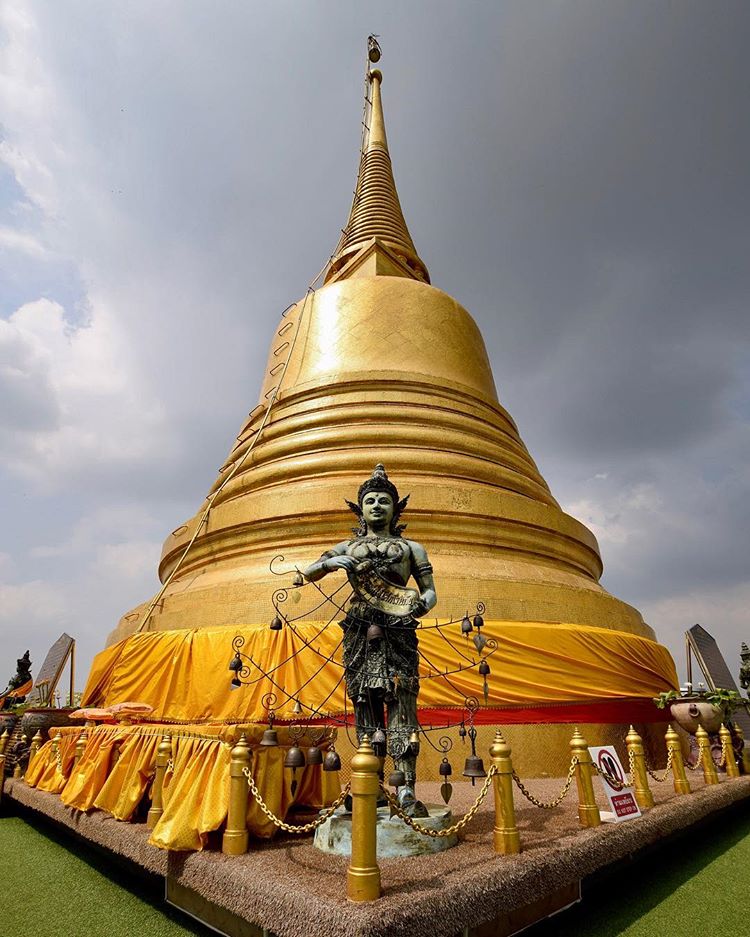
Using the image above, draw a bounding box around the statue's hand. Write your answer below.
[411,598,429,618]
[323,555,358,573]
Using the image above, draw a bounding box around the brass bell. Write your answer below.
[260,728,278,747]
[371,728,387,757]
[306,746,323,766]
[230,677,242,690]
[473,614,484,630]
[439,757,452,777]
[323,749,341,772]
[461,614,473,635]
[292,698,303,715]
[270,616,283,631]
[284,745,306,770]
[463,755,487,783]
[228,654,242,672]
[478,660,490,676]
[388,769,405,789]
[292,570,304,587]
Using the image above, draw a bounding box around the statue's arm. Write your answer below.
[302,541,357,582]
[408,541,437,617]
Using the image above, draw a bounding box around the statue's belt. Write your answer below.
[347,568,418,618]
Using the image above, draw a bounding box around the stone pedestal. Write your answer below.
[314,804,457,857]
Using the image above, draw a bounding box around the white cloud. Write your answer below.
[0,225,47,257]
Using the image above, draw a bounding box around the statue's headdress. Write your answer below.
[346,463,409,537]
[742,642,750,659]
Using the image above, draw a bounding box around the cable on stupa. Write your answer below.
[134,41,383,636]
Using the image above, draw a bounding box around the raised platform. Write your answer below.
[4,774,750,937]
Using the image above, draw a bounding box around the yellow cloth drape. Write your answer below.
[82,620,678,723]
[149,736,231,851]
[25,729,82,793]
[94,730,161,820]
[61,725,126,811]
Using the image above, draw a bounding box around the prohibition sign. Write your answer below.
[597,750,624,790]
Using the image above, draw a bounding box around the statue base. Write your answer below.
[314,804,458,857]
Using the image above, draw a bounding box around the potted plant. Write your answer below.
[654,687,748,735]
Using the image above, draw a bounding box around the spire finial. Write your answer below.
[324,43,429,284]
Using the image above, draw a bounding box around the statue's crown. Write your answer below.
[357,463,400,505]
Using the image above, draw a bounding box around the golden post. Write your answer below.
[0,753,5,802]
[347,735,381,902]
[490,730,520,854]
[625,726,654,809]
[734,723,750,774]
[222,733,251,855]
[696,725,718,785]
[665,725,690,794]
[0,729,9,755]
[147,734,173,828]
[73,728,88,767]
[570,727,601,828]
[719,725,739,778]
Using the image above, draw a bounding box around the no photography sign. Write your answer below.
[589,746,642,823]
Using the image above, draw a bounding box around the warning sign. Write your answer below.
[588,746,641,823]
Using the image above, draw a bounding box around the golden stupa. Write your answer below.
[87,62,676,766]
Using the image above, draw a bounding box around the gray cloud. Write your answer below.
[1,1,748,687]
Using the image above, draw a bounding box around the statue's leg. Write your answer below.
[354,688,385,744]
[388,686,418,786]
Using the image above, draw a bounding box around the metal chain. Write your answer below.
[685,738,708,772]
[512,757,578,809]
[242,766,351,833]
[379,766,497,838]
[719,736,729,769]
[166,759,175,774]
[592,764,626,791]
[646,746,673,782]
[628,748,636,786]
[53,741,63,775]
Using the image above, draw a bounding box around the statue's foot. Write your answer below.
[396,786,430,818]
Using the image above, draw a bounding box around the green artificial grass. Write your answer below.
[0,811,209,937]
[527,803,750,937]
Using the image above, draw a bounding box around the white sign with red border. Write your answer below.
[588,746,641,823]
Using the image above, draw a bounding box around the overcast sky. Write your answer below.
[1,1,748,698]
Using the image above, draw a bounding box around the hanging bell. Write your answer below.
[388,769,405,789]
[230,676,242,690]
[439,757,453,804]
[408,730,420,756]
[371,728,387,758]
[284,745,306,770]
[292,698,303,716]
[270,615,283,631]
[260,727,278,746]
[458,723,467,743]
[323,749,341,772]
[368,35,381,63]
[228,653,242,672]
[461,613,473,636]
[473,614,484,630]
[367,622,384,643]
[478,660,490,676]
[292,570,304,587]
[463,754,487,785]
[306,745,323,766]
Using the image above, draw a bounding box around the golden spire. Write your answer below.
[325,68,430,284]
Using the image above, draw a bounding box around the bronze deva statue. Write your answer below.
[740,642,750,693]
[2,650,32,708]
[303,464,437,812]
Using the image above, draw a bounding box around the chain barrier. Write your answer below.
[242,766,351,833]
[627,748,636,787]
[52,741,64,776]
[592,763,625,791]
[645,746,674,783]
[378,766,497,838]
[719,737,729,769]
[512,757,578,809]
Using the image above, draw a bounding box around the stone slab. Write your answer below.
[314,804,458,857]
